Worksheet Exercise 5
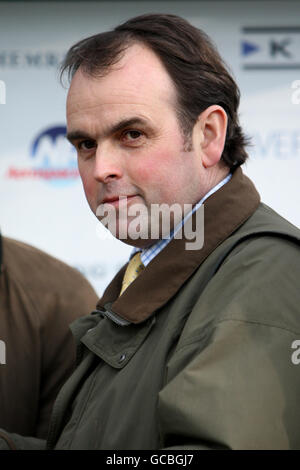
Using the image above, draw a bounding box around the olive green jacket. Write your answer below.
[1,168,300,449]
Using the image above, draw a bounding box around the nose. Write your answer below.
[93,144,123,183]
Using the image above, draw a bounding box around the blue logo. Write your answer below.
[7,125,79,186]
[241,40,260,56]
[29,125,78,187]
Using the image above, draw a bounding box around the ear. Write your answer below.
[192,105,227,168]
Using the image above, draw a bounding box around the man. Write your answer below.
[1,13,300,450]
[0,233,98,438]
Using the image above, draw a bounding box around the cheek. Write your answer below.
[132,160,158,184]
[131,147,178,186]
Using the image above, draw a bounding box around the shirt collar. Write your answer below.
[131,173,232,267]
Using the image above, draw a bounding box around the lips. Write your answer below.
[101,195,138,207]
[102,196,121,204]
[102,195,137,203]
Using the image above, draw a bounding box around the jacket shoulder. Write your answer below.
[2,236,96,297]
[175,204,300,348]
[237,202,300,241]
[1,236,98,325]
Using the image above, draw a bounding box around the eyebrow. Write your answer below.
[66,117,149,144]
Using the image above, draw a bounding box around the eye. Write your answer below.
[125,130,141,140]
[121,130,143,144]
[77,139,96,151]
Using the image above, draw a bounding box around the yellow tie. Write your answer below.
[119,252,144,296]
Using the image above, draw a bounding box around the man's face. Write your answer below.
[66,43,205,247]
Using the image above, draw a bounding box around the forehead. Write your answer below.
[66,43,177,119]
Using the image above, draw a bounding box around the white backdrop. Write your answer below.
[0,1,299,296]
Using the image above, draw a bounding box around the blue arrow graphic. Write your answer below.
[242,40,260,56]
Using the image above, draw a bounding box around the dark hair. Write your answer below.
[61,13,249,168]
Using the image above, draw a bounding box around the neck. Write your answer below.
[201,163,231,199]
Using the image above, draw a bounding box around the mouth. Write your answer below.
[101,195,138,207]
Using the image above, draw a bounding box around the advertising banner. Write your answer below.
[1,1,299,295]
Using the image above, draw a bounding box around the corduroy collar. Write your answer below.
[96,167,260,324]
